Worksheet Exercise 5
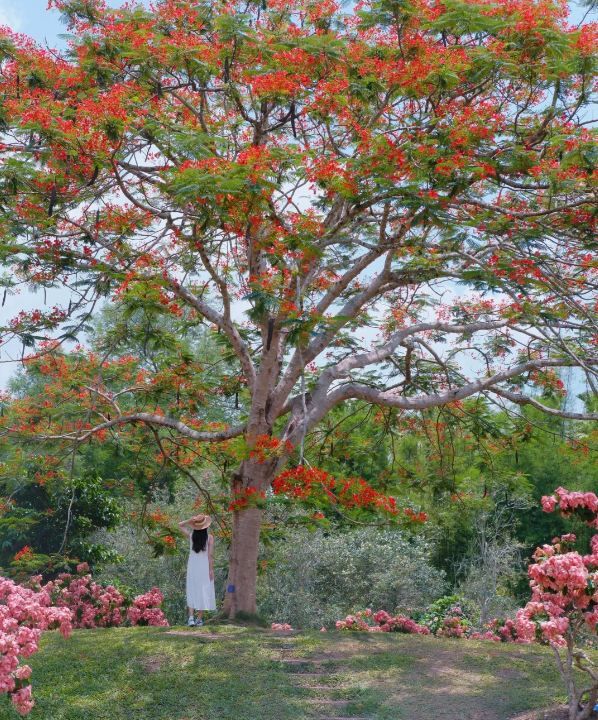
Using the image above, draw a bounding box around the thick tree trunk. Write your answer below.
[222,458,277,619]
[222,505,263,618]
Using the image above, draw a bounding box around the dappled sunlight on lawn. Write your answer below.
[10,627,591,720]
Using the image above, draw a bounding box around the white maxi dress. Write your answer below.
[186,535,216,611]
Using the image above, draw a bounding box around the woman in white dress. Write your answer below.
[178,514,216,626]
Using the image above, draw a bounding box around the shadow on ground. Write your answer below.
[6,626,583,720]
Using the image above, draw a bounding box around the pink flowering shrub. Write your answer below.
[271,623,293,632]
[40,564,168,630]
[335,608,374,632]
[1,567,168,716]
[497,618,519,643]
[0,576,72,716]
[436,615,468,638]
[126,588,169,627]
[334,604,516,639]
[373,610,430,635]
[335,609,429,635]
[334,606,525,643]
[469,629,501,642]
[415,595,473,636]
[517,487,598,720]
[468,618,520,643]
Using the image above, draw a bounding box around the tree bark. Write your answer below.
[221,458,277,619]
[222,505,263,618]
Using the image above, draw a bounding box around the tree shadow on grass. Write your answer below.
[14,628,589,720]
[18,628,310,720]
[320,633,573,720]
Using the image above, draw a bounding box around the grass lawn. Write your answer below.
[0,625,584,720]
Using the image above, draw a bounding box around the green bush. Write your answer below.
[257,528,446,628]
[414,594,475,635]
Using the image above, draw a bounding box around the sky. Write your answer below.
[0,1,65,41]
[0,1,150,42]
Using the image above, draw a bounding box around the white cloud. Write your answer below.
[0,0,21,30]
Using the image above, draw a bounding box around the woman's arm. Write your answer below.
[208,535,215,581]
[178,519,193,537]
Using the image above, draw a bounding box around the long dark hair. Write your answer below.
[192,528,208,553]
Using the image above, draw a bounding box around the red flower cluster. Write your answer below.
[249,435,294,463]
[228,486,266,512]
[253,70,310,97]
[272,466,400,517]
[404,508,428,523]
[13,547,33,563]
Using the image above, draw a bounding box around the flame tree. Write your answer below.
[0,0,596,616]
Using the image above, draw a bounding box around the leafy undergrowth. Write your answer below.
[0,625,589,720]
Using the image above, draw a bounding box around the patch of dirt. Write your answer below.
[509,707,569,720]
[139,654,169,673]
[316,717,371,720]
[287,671,328,677]
[305,651,355,662]
[425,658,489,693]
[495,667,528,680]
[361,639,563,720]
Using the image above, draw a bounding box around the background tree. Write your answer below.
[0,301,237,573]
[0,0,595,616]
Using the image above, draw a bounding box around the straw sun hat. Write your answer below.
[189,514,212,530]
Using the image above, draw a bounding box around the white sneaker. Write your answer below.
[196,619,204,627]
[187,617,196,627]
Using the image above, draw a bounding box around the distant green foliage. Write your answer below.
[302,395,597,612]
[0,470,122,577]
